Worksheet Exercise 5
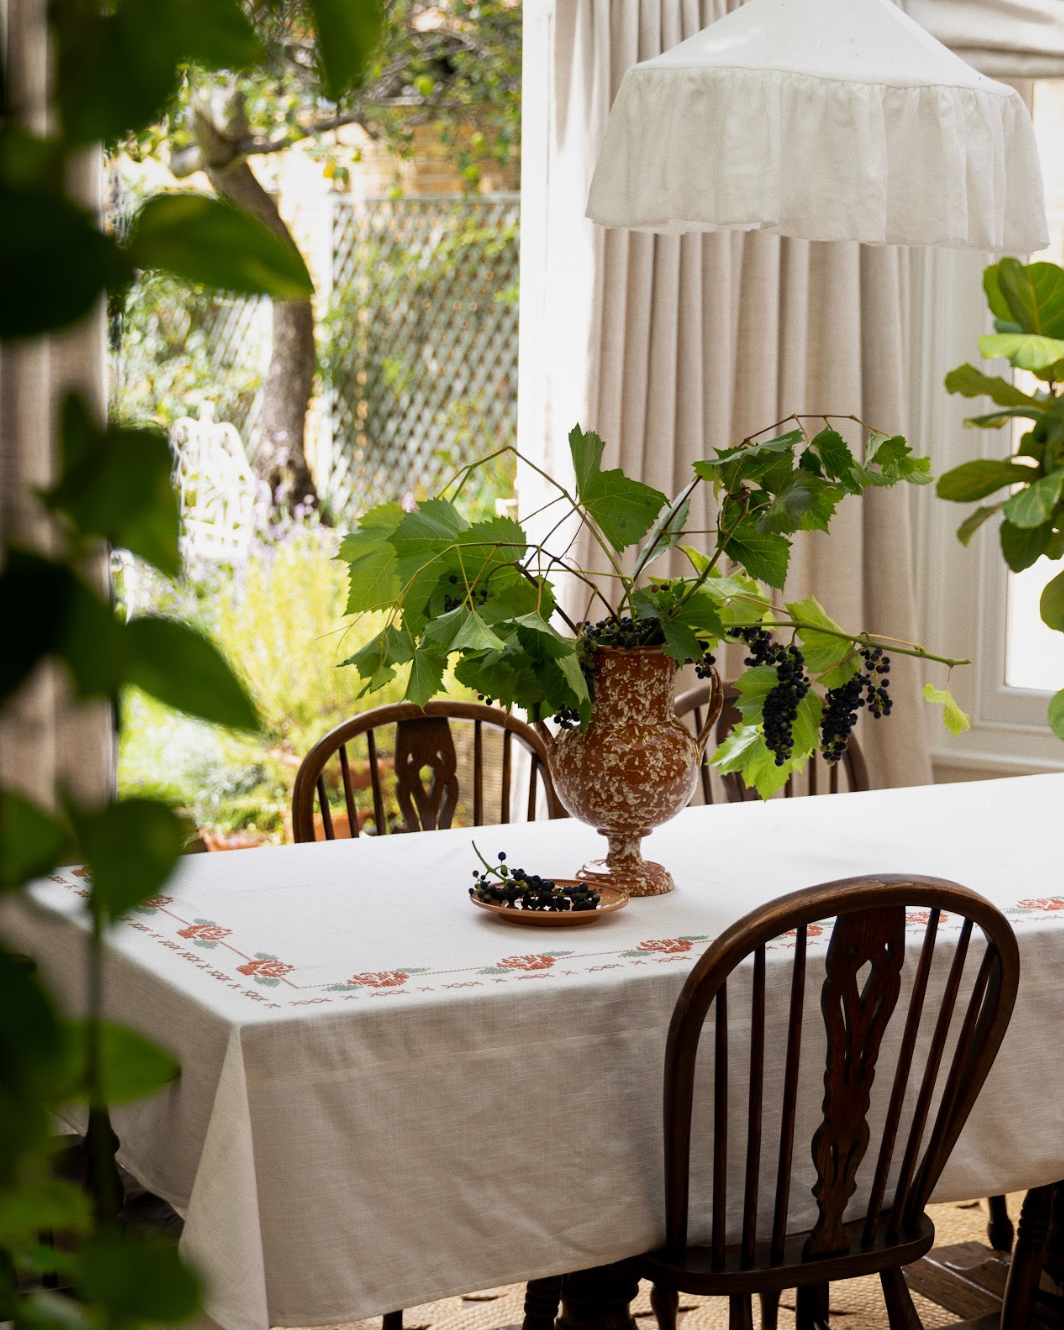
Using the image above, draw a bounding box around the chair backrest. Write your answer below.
[662,875,1018,1277]
[291,700,563,841]
[675,681,869,804]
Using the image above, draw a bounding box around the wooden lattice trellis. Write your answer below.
[112,195,519,525]
[324,194,520,520]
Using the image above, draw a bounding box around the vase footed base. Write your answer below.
[575,856,674,898]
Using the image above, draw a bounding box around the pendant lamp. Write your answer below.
[586,0,1048,252]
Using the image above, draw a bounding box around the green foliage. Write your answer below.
[337,415,957,795]
[942,256,1064,737]
[921,683,972,737]
[129,196,314,300]
[1,0,384,1323]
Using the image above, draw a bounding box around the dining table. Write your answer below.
[4,772,1064,1330]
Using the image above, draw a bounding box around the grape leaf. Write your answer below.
[791,691,823,761]
[569,424,668,553]
[787,597,861,688]
[404,641,448,707]
[732,666,778,727]
[723,525,791,588]
[921,683,972,736]
[809,428,856,480]
[711,724,792,799]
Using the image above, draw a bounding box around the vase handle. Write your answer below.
[533,719,557,759]
[695,668,725,754]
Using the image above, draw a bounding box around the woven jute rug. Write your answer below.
[294,1195,1020,1330]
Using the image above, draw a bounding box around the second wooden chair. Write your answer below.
[291,700,563,841]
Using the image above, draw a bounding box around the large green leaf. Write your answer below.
[67,1022,179,1104]
[307,0,383,101]
[124,618,259,730]
[81,1232,200,1324]
[723,524,791,588]
[995,257,1064,337]
[54,0,261,147]
[957,503,1004,547]
[0,793,70,891]
[1049,689,1064,740]
[569,425,667,552]
[71,799,185,920]
[936,459,1037,502]
[809,428,857,481]
[43,396,180,577]
[0,551,119,704]
[1002,469,1064,529]
[979,333,1064,374]
[1040,568,1064,632]
[0,184,132,338]
[129,195,313,300]
[756,470,838,535]
[944,363,1041,408]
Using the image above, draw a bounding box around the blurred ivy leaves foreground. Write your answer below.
[0,0,382,1325]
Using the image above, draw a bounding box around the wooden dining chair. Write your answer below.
[635,873,1019,1330]
[291,699,563,841]
[676,681,869,805]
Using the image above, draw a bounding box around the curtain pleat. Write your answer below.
[519,0,933,788]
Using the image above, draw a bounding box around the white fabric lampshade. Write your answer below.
[586,0,1049,252]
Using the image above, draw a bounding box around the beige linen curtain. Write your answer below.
[519,0,933,788]
[0,0,113,808]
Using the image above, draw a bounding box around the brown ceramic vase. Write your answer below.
[535,647,722,897]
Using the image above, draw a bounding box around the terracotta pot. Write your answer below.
[536,647,722,897]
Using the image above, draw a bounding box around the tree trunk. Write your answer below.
[188,101,319,514]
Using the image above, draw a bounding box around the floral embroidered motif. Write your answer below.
[177,919,232,948]
[1015,898,1064,911]
[784,924,824,938]
[499,954,557,971]
[325,967,429,992]
[133,894,174,914]
[236,953,294,986]
[638,938,693,954]
[72,867,91,879]
[905,911,949,927]
[478,951,572,976]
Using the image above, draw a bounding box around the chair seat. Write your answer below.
[635,1213,935,1295]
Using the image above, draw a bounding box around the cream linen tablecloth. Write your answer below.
[4,774,1064,1330]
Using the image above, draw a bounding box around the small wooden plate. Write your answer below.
[469,880,630,926]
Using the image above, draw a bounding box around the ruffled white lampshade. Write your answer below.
[586,0,1049,252]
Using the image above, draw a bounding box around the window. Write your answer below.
[911,80,1064,779]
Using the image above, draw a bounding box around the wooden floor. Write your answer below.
[298,1196,1025,1330]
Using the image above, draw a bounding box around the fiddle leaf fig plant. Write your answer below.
[938,256,1064,737]
[339,418,968,799]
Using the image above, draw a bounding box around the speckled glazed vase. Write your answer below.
[536,648,722,897]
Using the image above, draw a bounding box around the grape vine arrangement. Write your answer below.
[339,417,973,799]
[469,846,602,912]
